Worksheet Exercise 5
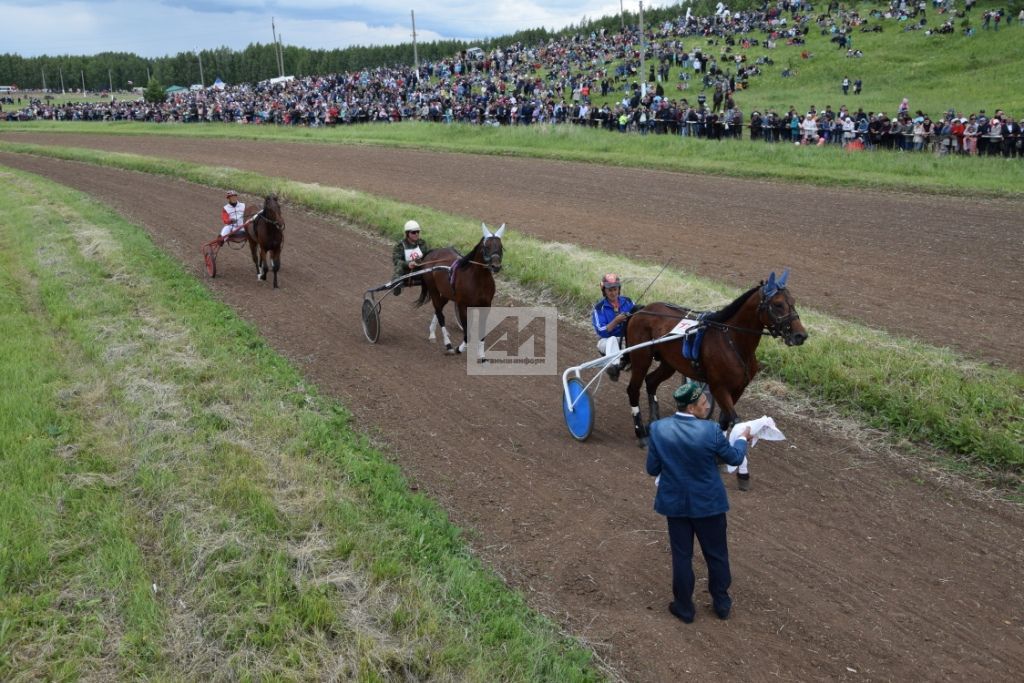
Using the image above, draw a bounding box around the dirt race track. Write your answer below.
[2,141,1023,682]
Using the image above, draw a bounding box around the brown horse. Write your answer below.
[624,270,807,445]
[415,223,504,356]
[245,194,285,288]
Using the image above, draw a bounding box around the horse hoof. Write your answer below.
[637,436,648,449]
[445,345,455,355]
[428,334,436,342]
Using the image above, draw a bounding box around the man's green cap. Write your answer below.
[673,380,704,406]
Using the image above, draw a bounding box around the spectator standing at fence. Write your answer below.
[987,116,1003,155]
[913,117,927,151]
[1003,117,1021,157]
[950,116,966,153]
[842,115,856,146]
[963,116,979,155]
[801,112,818,143]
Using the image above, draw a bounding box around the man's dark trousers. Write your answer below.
[667,513,731,620]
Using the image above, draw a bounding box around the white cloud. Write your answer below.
[1,0,683,57]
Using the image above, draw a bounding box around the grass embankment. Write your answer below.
[2,143,1018,480]
[4,117,1024,200]
[0,167,601,680]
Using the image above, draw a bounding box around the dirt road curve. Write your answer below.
[2,150,1022,682]
[4,132,1023,370]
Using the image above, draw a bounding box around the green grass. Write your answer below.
[0,167,602,681]
[1,143,1018,481]
[589,1,1024,118]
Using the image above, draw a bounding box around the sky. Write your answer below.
[2,0,683,58]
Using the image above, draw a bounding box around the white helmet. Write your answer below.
[404,220,421,233]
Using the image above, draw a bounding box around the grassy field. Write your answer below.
[589,1,1024,118]
[2,142,1018,484]
[3,120,1023,199]
[0,167,602,681]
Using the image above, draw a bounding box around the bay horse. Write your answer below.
[414,223,504,357]
[624,270,807,446]
[244,194,285,289]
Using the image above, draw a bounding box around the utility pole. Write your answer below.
[196,49,205,88]
[59,67,66,94]
[638,1,646,97]
[272,18,285,77]
[620,0,625,31]
[81,69,86,94]
[411,10,419,76]
[108,68,113,93]
[41,67,47,92]
[278,35,285,76]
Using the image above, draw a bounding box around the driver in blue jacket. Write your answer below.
[591,273,635,381]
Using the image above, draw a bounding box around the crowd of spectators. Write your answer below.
[2,0,1019,157]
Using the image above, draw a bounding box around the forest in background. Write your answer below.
[0,1,736,90]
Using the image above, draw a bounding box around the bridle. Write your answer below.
[472,236,503,272]
[756,287,800,339]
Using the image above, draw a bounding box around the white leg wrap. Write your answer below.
[429,314,438,341]
[441,326,452,347]
[631,406,641,416]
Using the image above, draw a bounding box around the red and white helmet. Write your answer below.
[225,190,238,198]
[600,273,622,290]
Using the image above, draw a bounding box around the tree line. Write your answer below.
[0,1,757,91]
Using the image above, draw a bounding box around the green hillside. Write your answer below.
[587,1,1024,119]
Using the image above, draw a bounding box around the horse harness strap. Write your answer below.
[708,321,752,386]
[252,209,284,231]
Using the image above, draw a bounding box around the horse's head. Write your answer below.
[480,223,505,274]
[262,194,284,227]
[758,269,808,346]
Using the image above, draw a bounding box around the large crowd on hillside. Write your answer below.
[2,0,1021,157]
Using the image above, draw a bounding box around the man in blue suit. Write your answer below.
[646,380,750,623]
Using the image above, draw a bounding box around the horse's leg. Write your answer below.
[472,305,488,361]
[455,302,470,355]
[249,238,259,275]
[714,389,748,489]
[271,248,280,289]
[432,291,454,354]
[722,381,751,489]
[428,314,439,341]
[255,245,265,281]
[709,384,739,434]
[643,361,677,424]
[626,348,653,447]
